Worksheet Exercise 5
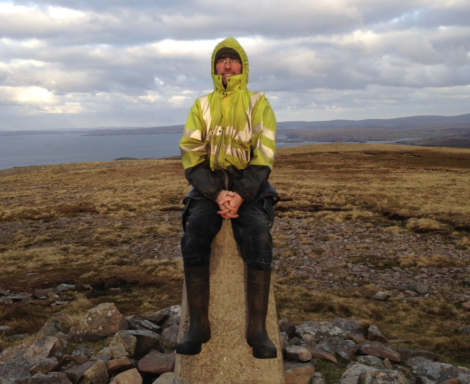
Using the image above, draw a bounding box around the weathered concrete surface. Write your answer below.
[174,220,285,384]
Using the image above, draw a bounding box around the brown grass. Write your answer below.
[1,144,470,367]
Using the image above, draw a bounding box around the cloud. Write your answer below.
[0,0,469,130]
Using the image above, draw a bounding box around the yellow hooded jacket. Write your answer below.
[180,37,278,203]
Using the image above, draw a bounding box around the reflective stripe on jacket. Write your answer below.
[179,36,278,203]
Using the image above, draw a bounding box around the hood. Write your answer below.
[211,36,249,92]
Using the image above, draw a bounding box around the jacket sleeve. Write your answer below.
[232,93,276,203]
[180,98,224,201]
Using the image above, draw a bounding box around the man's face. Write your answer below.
[215,56,242,85]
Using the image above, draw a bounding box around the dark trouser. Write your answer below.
[181,197,275,271]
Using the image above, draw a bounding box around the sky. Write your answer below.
[1,0,470,131]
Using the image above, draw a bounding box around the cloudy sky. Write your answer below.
[1,0,469,130]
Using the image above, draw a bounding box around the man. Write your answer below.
[177,37,279,359]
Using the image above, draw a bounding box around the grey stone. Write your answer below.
[161,324,179,350]
[373,291,391,301]
[415,377,437,384]
[0,325,14,334]
[68,303,127,342]
[318,338,358,361]
[0,336,64,384]
[358,369,407,384]
[285,346,312,362]
[312,372,327,384]
[109,368,142,384]
[28,358,59,375]
[410,282,428,294]
[63,361,95,384]
[453,325,470,335]
[410,360,459,382]
[28,372,73,384]
[152,373,175,384]
[109,333,137,358]
[280,318,297,339]
[331,318,366,343]
[137,350,175,375]
[280,332,289,351]
[56,284,76,293]
[37,318,62,336]
[119,329,163,358]
[284,362,315,384]
[296,321,348,342]
[367,325,387,342]
[397,347,438,361]
[357,356,386,368]
[340,363,375,384]
[71,345,94,359]
[125,316,162,333]
[80,360,108,384]
[458,367,470,384]
[358,342,401,362]
[144,305,181,329]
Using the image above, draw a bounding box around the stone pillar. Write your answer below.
[174,220,285,384]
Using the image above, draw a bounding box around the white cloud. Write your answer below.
[0,0,469,130]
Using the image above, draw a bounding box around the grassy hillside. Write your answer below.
[1,144,469,366]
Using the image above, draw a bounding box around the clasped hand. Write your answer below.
[216,190,243,219]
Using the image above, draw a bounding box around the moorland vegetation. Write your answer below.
[0,143,469,371]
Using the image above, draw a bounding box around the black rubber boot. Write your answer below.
[175,265,211,355]
[246,267,277,359]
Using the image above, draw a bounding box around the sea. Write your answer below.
[0,132,408,171]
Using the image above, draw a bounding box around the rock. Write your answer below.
[108,288,121,296]
[152,372,175,384]
[339,363,375,384]
[37,317,62,336]
[374,291,391,301]
[311,372,326,384]
[296,321,348,342]
[331,318,366,343]
[80,360,108,384]
[58,355,89,371]
[397,347,438,361]
[109,333,137,358]
[440,379,460,384]
[47,292,59,300]
[137,350,175,375]
[462,302,470,311]
[284,361,315,384]
[358,369,407,384]
[9,369,31,383]
[119,330,163,358]
[317,338,358,361]
[0,288,10,295]
[0,336,64,384]
[309,349,337,364]
[459,367,470,384]
[109,368,142,384]
[161,324,179,350]
[63,361,95,384]
[28,358,59,375]
[410,282,428,294]
[56,284,76,293]
[280,332,289,351]
[406,356,433,368]
[383,359,393,369]
[0,297,13,305]
[0,325,13,334]
[286,346,312,362]
[107,357,134,373]
[125,316,161,333]
[68,303,127,342]
[453,326,470,335]
[357,356,385,368]
[367,325,387,342]
[33,290,51,300]
[410,360,460,382]
[28,372,73,384]
[71,345,94,359]
[280,319,297,339]
[358,341,401,362]
[416,377,437,384]
[144,305,180,329]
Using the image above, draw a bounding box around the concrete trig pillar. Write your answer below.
[174,220,285,384]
